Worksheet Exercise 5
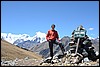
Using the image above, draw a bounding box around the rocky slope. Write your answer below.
[1,40,42,61]
[29,36,99,58]
[34,36,70,57]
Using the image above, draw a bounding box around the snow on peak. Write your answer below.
[1,31,46,44]
[89,37,95,40]
[1,33,18,44]
[35,31,46,39]
[88,36,99,40]
[32,31,46,43]
[97,36,99,39]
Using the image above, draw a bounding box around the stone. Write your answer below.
[86,63,91,66]
[80,63,86,66]
[82,49,88,57]
[24,57,29,60]
[95,51,99,56]
[57,62,62,65]
[83,57,90,62]
[94,63,99,66]
[58,59,62,62]
[14,58,18,61]
[74,64,77,66]
[42,57,52,63]
[64,51,69,55]
[52,59,57,63]
[96,59,99,63]
[53,56,58,59]
[11,61,16,66]
[66,63,71,66]
[65,60,70,64]
[71,53,76,57]
[2,60,14,66]
[3,61,10,64]
[63,63,66,66]
[41,63,49,66]
[2,63,9,66]
[53,54,59,59]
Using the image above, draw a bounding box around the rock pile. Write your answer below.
[40,52,99,66]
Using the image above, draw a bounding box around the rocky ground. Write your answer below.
[1,57,41,66]
[1,53,99,66]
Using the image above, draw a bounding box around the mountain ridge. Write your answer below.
[1,32,99,57]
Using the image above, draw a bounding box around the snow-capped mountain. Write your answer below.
[1,31,46,45]
[31,32,46,43]
[88,35,99,40]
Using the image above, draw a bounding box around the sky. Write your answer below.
[1,1,99,38]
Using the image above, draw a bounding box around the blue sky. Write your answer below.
[1,1,99,38]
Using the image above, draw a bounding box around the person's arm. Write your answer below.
[46,30,50,41]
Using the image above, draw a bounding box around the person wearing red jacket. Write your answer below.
[46,24,65,59]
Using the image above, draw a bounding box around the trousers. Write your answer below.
[48,40,65,58]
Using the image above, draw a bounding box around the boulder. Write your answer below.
[83,57,90,62]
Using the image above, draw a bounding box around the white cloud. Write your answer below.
[88,28,94,30]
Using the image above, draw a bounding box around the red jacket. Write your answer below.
[46,30,59,40]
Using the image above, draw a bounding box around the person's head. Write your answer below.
[51,24,55,30]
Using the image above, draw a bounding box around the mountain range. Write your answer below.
[1,32,46,49]
[1,32,99,45]
[1,32,99,58]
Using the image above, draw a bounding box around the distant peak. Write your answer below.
[1,32,46,44]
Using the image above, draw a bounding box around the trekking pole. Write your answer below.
[75,38,80,55]
[59,40,65,55]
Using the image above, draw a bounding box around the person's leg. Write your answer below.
[54,40,65,55]
[49,41,53,59]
